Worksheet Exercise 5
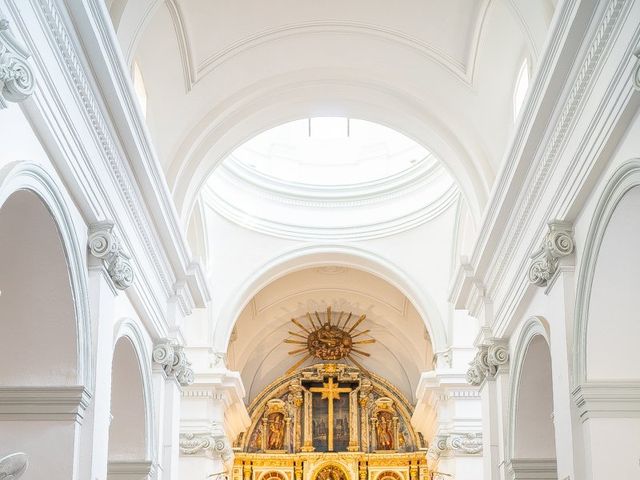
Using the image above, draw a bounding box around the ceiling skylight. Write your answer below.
[230,118,429,187]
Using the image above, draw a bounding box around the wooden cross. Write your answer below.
[309,377,352,451]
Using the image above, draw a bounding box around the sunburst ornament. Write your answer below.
[284,306,376,373]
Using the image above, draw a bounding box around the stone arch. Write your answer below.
[0,161,92,478]
[0,161,91,387]
[213,244,448,355]
[108,319,156,476]
[169,73,490,227]
[575,159,640,384]
[506,317,557,478]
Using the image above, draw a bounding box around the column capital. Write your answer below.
[180,421,233,462]
[152,339,194,386]
[428,432,483,462]
[528,220,575,287]
[0,19,34,109]
[466,342,509,386]
[88,222,134,290]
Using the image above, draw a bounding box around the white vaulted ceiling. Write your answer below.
[107,0,557,224]
[226,267,434,404]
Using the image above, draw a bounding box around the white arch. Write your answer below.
[0,161,92,389]
[213,244,448,354]
[574,159,640,385]
[112,318,157,462]
[168,72,491,226]
[505,316,551,461]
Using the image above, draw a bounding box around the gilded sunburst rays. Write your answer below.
[285,307,376,373]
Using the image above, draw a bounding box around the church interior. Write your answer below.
[0,1,639,479]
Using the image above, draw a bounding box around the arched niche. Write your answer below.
[107,334,152,478]
[585,185,640,381]
[213,244,447,357]
[507,319,557,478]
[0,188,87,479]
[0,190,77,385]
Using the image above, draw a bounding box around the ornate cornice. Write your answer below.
[88,222,134,290]
[0,19,34,108]
[0,386,91,423]
[0,452,28,478]
[153,339,194,386]
[466,343,509,386]
[180,422,233,461]
[528,221,575,287]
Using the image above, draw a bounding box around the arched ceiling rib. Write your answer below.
[226,267,434,404]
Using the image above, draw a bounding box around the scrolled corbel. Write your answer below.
[88,222,134,290]
[529,221,574,287]
[153,339,194,386]
[0,19,34,108]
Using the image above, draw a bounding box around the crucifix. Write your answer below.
[309,377,352,451]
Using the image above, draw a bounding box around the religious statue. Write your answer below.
[376,413,394,450]
[267,413,285,450]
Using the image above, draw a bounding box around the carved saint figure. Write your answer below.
[376,413,394,450]
[267,413,285,450]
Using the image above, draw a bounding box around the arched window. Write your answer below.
[513,59,530,119]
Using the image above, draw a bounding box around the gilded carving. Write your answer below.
[285,308,376,372]
[314,464,348,480]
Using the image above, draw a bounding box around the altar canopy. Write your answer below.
[233,363,430,480]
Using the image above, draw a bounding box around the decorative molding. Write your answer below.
[153,339,194,386]
[452,0,630,318]
[428,432,482,459]
[528,221,574,287]
[203,176,460,242]
[107,460,154,478]
[634,47,640,90]
[572,382,640,421]
[0,452,28,479]
[466,343,509,386]
[88,222,134,290]
[0,386,91,423]
[0,18,34,108]
[180,422,233,461]
[33,0,209,317]
[507,459,557,479]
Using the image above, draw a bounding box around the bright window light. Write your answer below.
[513,59,529,119]
[132,61,147,118]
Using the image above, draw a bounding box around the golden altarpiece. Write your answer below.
[232,363,431,480]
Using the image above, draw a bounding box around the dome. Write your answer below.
[231,118,430,187]
[204,117,459,240]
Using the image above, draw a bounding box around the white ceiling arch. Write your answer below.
[213,243,448,357]
[168,72,493,228]
[226,265,435,403]
[114,0,494,90]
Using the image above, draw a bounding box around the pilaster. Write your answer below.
[179,357,250,480]
[412,370,483,480]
